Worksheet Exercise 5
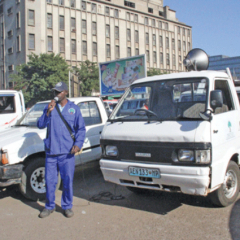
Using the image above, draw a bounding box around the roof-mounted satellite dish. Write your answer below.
[183,48,209,71]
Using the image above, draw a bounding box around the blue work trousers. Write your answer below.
[45,154,75,210]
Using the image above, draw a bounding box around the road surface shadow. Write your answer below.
[229,199,240,240]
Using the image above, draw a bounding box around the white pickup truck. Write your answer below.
[0,97,108,201]
[0,90,25,131]
[100,49,240,207]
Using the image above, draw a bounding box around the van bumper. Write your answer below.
[0,164,23,187]
[100,159,210,196]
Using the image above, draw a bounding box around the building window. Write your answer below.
[93,42,97,56]
[7,30,13,38]
[70,0,75,8]
[178,40,181,51]
[146,50,149,62]
[144,17,148,25]
[71,39,76,54]
[16,12,20,28]
[165,22,168,30]
[92,3,96,13]
[71,18,76,32]
[60,38,65,52]
[179,55,182,62]
[82,1,86,10]
[160,52,163,64]
[105,7,109,15]
[92,22,97,35]
[172,39,175,50]
[29,33,35,49]
[152,19,155,27]
[166,37,169,49]
[135,48,139,56]
[177,26,181,34]
[7,7,13,15]
[106,44,110,57]
[148,8,153,13]
[127,29,131,41]
[159,21,162,29]
[127,47,131,57]
[135,30,138,43]
[8,65,14,72]
[134,14,138,22]
[159,11,163,17]
[188,42,191,50]
[82,41,87,55]
[17,35,21,52]
[188,29,190,36]
[115,26,119,39]
[153,34,156,46]
[106,25,110,38]
[173,54,176,66]
[8,47,13,54]
[48,36,53,51]
[28,10,35,26]
[82,20,86,34]
[114,9,119,18]
[159,36,163,47]
[183,28,185,36]
[59,16,64,30]
[46,0,52,3]
[59,0,64,6]
[145,33,149,44]
[47,14,52,28]
[124,1,135,8]
[166,53,170,65]
[126,12,130,21]
[153,51,156,63]
[115,45,119,59]
[183,41,186,52]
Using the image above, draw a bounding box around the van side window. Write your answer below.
[129,101,138,109]
[78,101,102,126]
[214,80,234,114]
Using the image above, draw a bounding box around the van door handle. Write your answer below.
[213,130,218,134]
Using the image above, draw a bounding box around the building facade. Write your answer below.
[208,55,240,80]
[0,0,192,89]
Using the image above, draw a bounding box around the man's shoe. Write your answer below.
[64,209,74,218]
[39,208,55,218]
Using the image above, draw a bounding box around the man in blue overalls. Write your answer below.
[37,82,86,218]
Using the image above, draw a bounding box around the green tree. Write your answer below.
[10,53,70,107]
[147,68,166,77]
[76,60,99,96]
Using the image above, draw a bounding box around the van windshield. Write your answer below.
[110,78,208,121]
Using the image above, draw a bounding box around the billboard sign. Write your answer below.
[99,54,146,96]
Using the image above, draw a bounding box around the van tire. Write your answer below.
[210,161,240,207]
[19,157,61,201]
[126,186,150,194]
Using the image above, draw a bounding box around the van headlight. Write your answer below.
[195,150,210,163]
[105,145,118,156]
[178,149,194,162]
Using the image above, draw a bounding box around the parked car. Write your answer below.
[0,97,108,201]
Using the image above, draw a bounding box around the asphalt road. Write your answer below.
[0,161,240,240]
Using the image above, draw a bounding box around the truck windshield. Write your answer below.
[110,78,208,121]
[17,102,47,127]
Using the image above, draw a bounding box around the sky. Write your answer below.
[164,0,240,57]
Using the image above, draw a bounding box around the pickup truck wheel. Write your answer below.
[19,157,61,201]
[210,161,240,207]
[126,186,150,194]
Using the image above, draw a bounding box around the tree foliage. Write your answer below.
[10,53,69,107]
[147,68,167,77]
[75,60,99,96]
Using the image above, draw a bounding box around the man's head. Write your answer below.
[52,82,68,101]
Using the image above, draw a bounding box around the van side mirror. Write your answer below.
[210,90,223,110]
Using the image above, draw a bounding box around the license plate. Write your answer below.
[129,167,160,179]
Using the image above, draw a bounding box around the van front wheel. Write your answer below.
[210,161,240,207]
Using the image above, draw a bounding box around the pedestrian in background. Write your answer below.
[37,82,86,218]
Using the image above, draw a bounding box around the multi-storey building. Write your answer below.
[208,55,240,80]
[0,0,192,89]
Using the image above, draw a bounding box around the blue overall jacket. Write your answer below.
[37,100,86,155]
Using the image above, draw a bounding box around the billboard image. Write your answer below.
[99,55,146,96]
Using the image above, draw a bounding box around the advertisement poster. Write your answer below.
[99,55,146,96]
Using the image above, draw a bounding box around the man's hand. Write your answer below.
[71,145,80,154]
[47,100,56,116]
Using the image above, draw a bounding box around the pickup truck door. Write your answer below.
[75,101,104,165]
[211,79,240,189]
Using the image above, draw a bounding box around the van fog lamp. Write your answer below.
[195,150,210,163]
[105,145,118,156]
[178,149,194,162]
